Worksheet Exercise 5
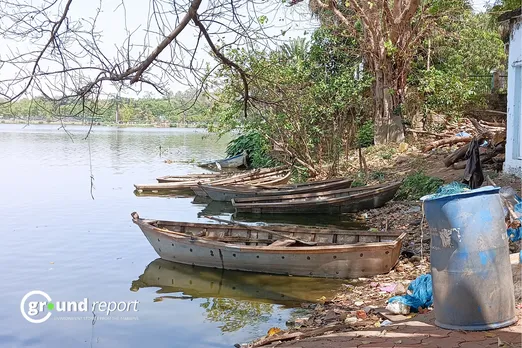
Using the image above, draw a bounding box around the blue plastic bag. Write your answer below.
[388,274,433,312]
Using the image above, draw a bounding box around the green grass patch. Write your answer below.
[395,171,444,201]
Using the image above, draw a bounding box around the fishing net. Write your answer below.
[427,182,470,199]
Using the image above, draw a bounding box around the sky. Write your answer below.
[473,0,491,11]
[0,0,318,98]
[0,0,503,100]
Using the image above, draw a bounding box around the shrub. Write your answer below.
[395,172,444,201]
[356,120,374,148]
[226,132,279,168]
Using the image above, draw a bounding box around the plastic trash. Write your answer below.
[499,187,521,218]
[386,301,411,315]
[381,319,393,326]
[388,274,433,313]
[455,131,471,137]
[380,284,397,293]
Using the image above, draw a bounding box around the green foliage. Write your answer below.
[356,121,374,148]
[370,170,386,182]
[200,298,272,333]
[395,172,444,201]
[350,171,368,187]
[0,89,215,125]
[209,27,372,176]
[410,12,506,118]
[226,132,278,168]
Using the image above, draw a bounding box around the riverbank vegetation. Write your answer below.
[0,89,214,126]
[206,4,507,178]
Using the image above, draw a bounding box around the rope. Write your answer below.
[420,201,426,274]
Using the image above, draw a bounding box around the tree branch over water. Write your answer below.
[0,0,300,125]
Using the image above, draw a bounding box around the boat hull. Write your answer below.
[157,173,230,184]
[191,169,292,197]
[202,178,353,202]
[232,182,402,214]
[132,217,404,279]
[136,166,290,193]
[198,152,247,169]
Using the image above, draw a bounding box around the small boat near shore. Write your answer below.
[190,168,292,197]
[231,181,402,214]
[156,172,233,184]
[199,178,353,202]
[131,212,405,278]
[197,151,248,170]
[135,166,290,194]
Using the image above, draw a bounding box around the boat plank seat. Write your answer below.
[267,239,297,247]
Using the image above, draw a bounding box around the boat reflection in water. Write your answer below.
[131,258,345,307]
[193,198,366,229]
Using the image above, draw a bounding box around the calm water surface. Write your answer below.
[0,124,345,348]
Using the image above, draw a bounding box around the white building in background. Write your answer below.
[500,8,522,176]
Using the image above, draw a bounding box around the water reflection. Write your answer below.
[131,259,347,332]
[131,259,344,307]
[200,299,273,333]
[192,199,366,229]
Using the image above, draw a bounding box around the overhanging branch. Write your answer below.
[129,0,203,84]
[193,14,249,118]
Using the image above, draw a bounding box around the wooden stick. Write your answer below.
[452,150,500,169]
[444,143,471,167]
[480,120,506,128]
[405,129,446,138]
[487,176,518,222]
[423,136,472,152]
[203,215,317,246]
[250,324,345,347]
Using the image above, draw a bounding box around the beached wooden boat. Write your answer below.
[200,178,353,202]
[131,212,406,278]
[130,258,344,306]
[198,151,247,169]
[190,168,292,197]
[231,181,402,214]
[135,166,290,193]
[156,172,232,184]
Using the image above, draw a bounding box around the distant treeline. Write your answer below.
[0,89,216,125]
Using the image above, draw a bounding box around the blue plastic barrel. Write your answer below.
[422,186,516,330]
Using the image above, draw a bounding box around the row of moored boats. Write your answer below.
[132,165,406,279]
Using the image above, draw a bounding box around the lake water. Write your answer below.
[0,124,345,348]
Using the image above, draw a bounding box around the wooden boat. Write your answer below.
[200,178,353,202]
[131,212,406,278]
[197,151,247,169]
[231,181,402,214]
[156,166,284,185]
[156,172,232,184]
[135,166,290,193]
[190,168,292,197]
[130,258,345,306]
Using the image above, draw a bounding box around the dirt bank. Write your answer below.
[244,139,521,348]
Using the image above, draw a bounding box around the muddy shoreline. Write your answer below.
[241,199,521,348]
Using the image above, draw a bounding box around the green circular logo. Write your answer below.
[47,302,55,311]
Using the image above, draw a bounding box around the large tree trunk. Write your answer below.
[373,69,405,144]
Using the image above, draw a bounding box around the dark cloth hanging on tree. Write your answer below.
[462,138,484,189]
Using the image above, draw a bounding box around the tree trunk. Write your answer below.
[373,69,405,144]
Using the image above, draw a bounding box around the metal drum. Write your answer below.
[422,186,516,330]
